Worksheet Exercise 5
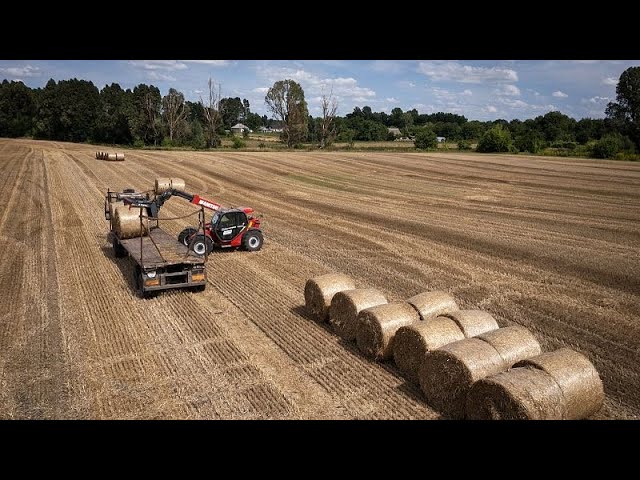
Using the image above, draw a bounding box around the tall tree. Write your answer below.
[132,84,162,145]
[220,97,243,129]
[0,80,35,137]
[200,78,223,148]
[32,78,100,142]
[93,83,133,144]
[265,79,309,147]
[319,88,338,148]
[606,66,640,148]
[162,88,187,142]
[242,99,250,124]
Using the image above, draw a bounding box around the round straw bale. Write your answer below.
[155,178,172,194]
[329,289,388,341]
[304,273,356,321]
[116,153,125,161]
[406,291,459,321]
[466,367,566,420]
[107,153,117,161]
[476,326,541,368]
[355,302,420,361]
[419,338,505,418]
[393,317,464,383]
[514,348,604,419]
[170,178,186,191]
[113,205,149,239]
[95,151,99,159]
[440,310,499,337]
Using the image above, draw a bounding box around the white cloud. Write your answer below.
[602,77,617,86]
[256,65,376,101]
[129,60,187,71]
[194,89,203,94]
[409,82,416,87]
[417,61,518,83]
[486,105,497,113]
[252,87,270,94]
[432,87,457,101]
[500,98,529,108]
[183,60,231,66]
[583,96,610,104]
[148,71,176,81]
[462,89,473,96]
[0,65,41,77]
[552,91,568,98]
[386,97,398,102]
[370,60,405,74]
[494,84,521,96]
[572,60,600,64]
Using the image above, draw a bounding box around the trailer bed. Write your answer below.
[118,227,202,267]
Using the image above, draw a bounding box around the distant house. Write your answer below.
[388,127,402,137]
[231,123,250,135]
[436,136,446,143]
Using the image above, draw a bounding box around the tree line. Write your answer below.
[1,66,639,159]
[0,77,273,149]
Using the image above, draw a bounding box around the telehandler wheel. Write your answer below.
[178,227,199,246]
[242,230,263,252]
[190,234,214,256]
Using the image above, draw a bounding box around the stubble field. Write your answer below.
[0,138,638,419]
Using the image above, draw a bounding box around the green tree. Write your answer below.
[131,84,162,145]
[476,125,515,153]
[33,78,100,142]
[93,83,133,144]
[32,79,58,139]
[265,79,309,147]
[390,107,405,129]
[591,134,623,159]
[220,97,243,129]
[575,118,605,144]
[606,66,640,148]
[0,80,35,137]
[245,112,263,131]
[534,111,576,142]
[515,130,544,154]
[462,120,485,140]
[414,127,437,149]
[162,88,187,143]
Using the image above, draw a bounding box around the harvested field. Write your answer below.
[0,138,639,419]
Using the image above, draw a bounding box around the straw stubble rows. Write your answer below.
[0,138,638,419]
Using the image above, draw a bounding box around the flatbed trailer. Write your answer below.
[105,189,208,298]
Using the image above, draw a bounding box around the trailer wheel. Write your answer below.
[113,239,127,258]
[178,227,199,246]
[242,230,263,252]
[191,284,206,293]
[190,235,213,256]
[123,188,135,193]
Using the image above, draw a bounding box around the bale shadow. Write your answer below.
[290,304,441,414]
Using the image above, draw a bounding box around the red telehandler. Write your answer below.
[130,187,264,256]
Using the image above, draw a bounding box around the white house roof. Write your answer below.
[231,123,248,129]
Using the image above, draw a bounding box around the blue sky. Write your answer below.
[1,60,637,121]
